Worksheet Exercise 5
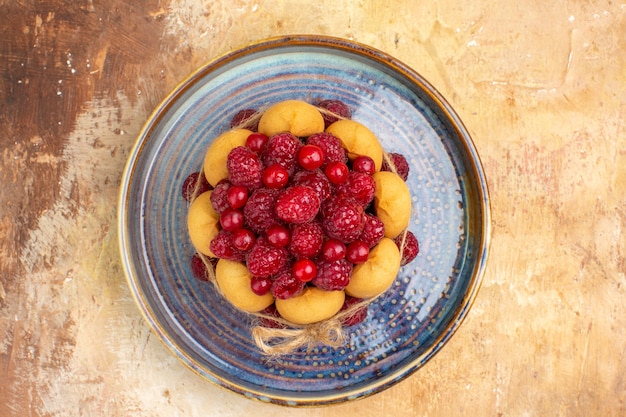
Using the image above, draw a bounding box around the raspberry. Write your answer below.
[246,237,289,278]
[288,221,324,258]
[182,172,211,202]
[258,304,286,329]
[321,196,365,243]
[262,132,301,175]
[290,169,331,202]
[210,230,246,262]
[316,99,352,128]
[230,108,259,130]
[227,146,264,189]
[190,253,209,282]
[340,296,368,326]
[394,230,419,266]
[312,258,353,291]
[336,172,375,207]
[271,268,306,299]
[243,188,280,233]
[210,180,232,214]
[359,214,385,248]
[382,152,410,181]
[274,185,320,224]
[306,132,347,165]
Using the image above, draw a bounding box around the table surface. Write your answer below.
[1,1,625,416]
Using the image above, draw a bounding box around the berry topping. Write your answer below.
[306,132,347,165]
[262,164,289,189]
[382,152,410,181]
[210,230,246,262]
[324,161,350,185]
[219,207,244,231]
[346,240,370,264]
[243,188,280,233]
[340,296,368,326]
[297,144,325,171]
[274,185,320,224]
[262,132,301,175]
[250,275,272,296]
[316,99,352,128]
[321,238,347,261]
[312,258,353,291]
[210,180,232,214]
[336,171,376,206]
[246,238,289,278]
[394,230,420,266]
[226,185,248,209]
[291,169,331,202]
[292,258,317,282]
[227,146,264,189]
[266,224,291,247]
[321,196,365,243]
[271,269,306,299]
[246,132,269,152]
[352,155,376,175]
[359,214,385,248]
[182,172,211,202]
[230,108,259,129]
[288,221,324,258]
[232,228,256,251]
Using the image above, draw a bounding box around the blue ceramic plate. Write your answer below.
[118,35,490,406]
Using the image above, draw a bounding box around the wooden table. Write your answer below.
[1,1,624,415]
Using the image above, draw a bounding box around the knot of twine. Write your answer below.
[188,104,409,355]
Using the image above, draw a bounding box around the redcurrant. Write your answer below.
[232,228,256,251]
[321,238,346,261]
[246,132,269,152]
[226,185,248,209]
[298,144,325,170]
[262,164,289,189]
[266,224,291,247]
[250,275,272,296]
[220,208,244,231]
[324,161,349,184]
[352,155,376,175]
[346,240,369,264]
[292,258,317,282]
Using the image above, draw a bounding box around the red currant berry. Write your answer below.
[220,208,244,231]
[346,240,369,264]
[297,144,325,171]
[232,228,256,251]
[324,161,349,184]
[262,164,289,189]
[250,275,272,296]
[352,155,376,175]
[266,224,291,247]
[322,238,347,261]
[293,258,317,282]
[226,185,248,209]
[246,132,269,152]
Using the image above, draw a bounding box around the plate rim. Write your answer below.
[118,34,491,406]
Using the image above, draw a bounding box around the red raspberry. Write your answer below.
[182,172,211,202]
[262,132,301,175]
[394,230,419,266]
[306,132,347,165]
[227,146,264,189]
[230,108,259,130]
[288,221,324,258]
[316,99,352,128]
[340,296,368,326]
[210,180,232,214]
[290,169,331,202]
[271,268,306,299]
[320,196,365,243]
[258,304,286,329]
[210,230,246,262]
[274,185,320,224]
[190,253,209,282]
[246,238,289,278]
[243,188,280,233]
[359,214,385,248]
[336,172,376,207]
[312,258,353,291]
[382,152,410,181]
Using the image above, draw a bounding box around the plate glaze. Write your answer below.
[118,35,490,406]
